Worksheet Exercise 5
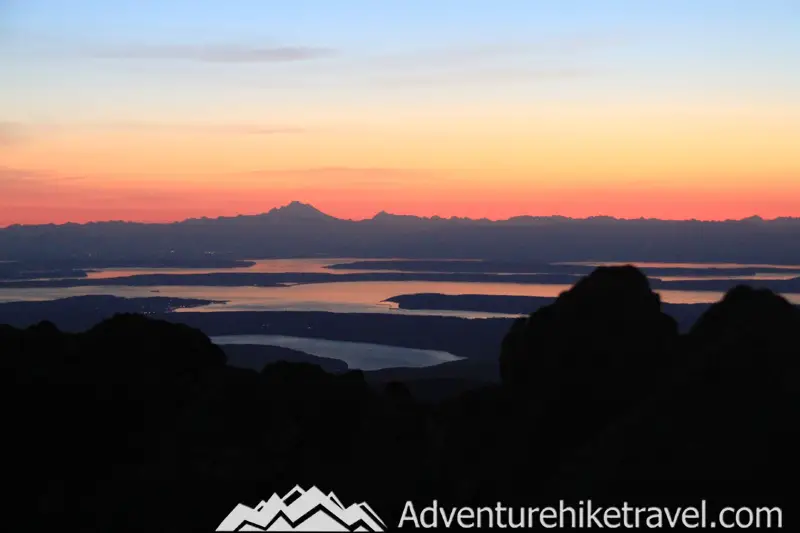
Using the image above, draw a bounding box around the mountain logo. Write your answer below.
[216,485,387,531]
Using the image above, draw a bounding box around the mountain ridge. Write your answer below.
[3,201,799,229]
[4,201,800,264]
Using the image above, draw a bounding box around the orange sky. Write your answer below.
[2,2,800,226]
[2,103,799,226]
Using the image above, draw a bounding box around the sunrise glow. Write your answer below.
[2,1,799,226]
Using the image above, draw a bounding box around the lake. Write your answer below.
[211,334,461,371]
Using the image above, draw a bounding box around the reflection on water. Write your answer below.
[84,258,387,279]
[2,259,800,314]
[655,273,800,281]
[1,279,798,313]
[559,261,800,270]
[211,334,461,371]
[0,283,522,318]
[2,257,796,285]
[80,258,800,282]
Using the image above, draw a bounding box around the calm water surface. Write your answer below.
[83,258,387,279]
[84,258,800,280]
[1,280,798,313]
[1,259,799,313]
[211,334,461,371]
[559,261,800,270]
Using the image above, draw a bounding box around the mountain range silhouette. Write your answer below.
[261,201,338,222]
[3,201,800,264]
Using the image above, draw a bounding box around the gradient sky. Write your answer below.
[1,0,799,225]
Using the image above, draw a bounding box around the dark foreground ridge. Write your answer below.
[3,266,800,531]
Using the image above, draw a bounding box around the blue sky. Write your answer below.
[5,1,799,93]
[3,1,799,117]
[5,1,798,45]
[3,0,799,128]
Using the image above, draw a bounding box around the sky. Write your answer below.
[1,0,799,225]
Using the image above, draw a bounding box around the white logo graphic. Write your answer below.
[216,485,387,531]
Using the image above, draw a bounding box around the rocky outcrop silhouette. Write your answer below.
[2,313,227,531]
[557,283,800,509]
[690,285,800,379]
[3,266,799,530]
[499,266,678,444]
